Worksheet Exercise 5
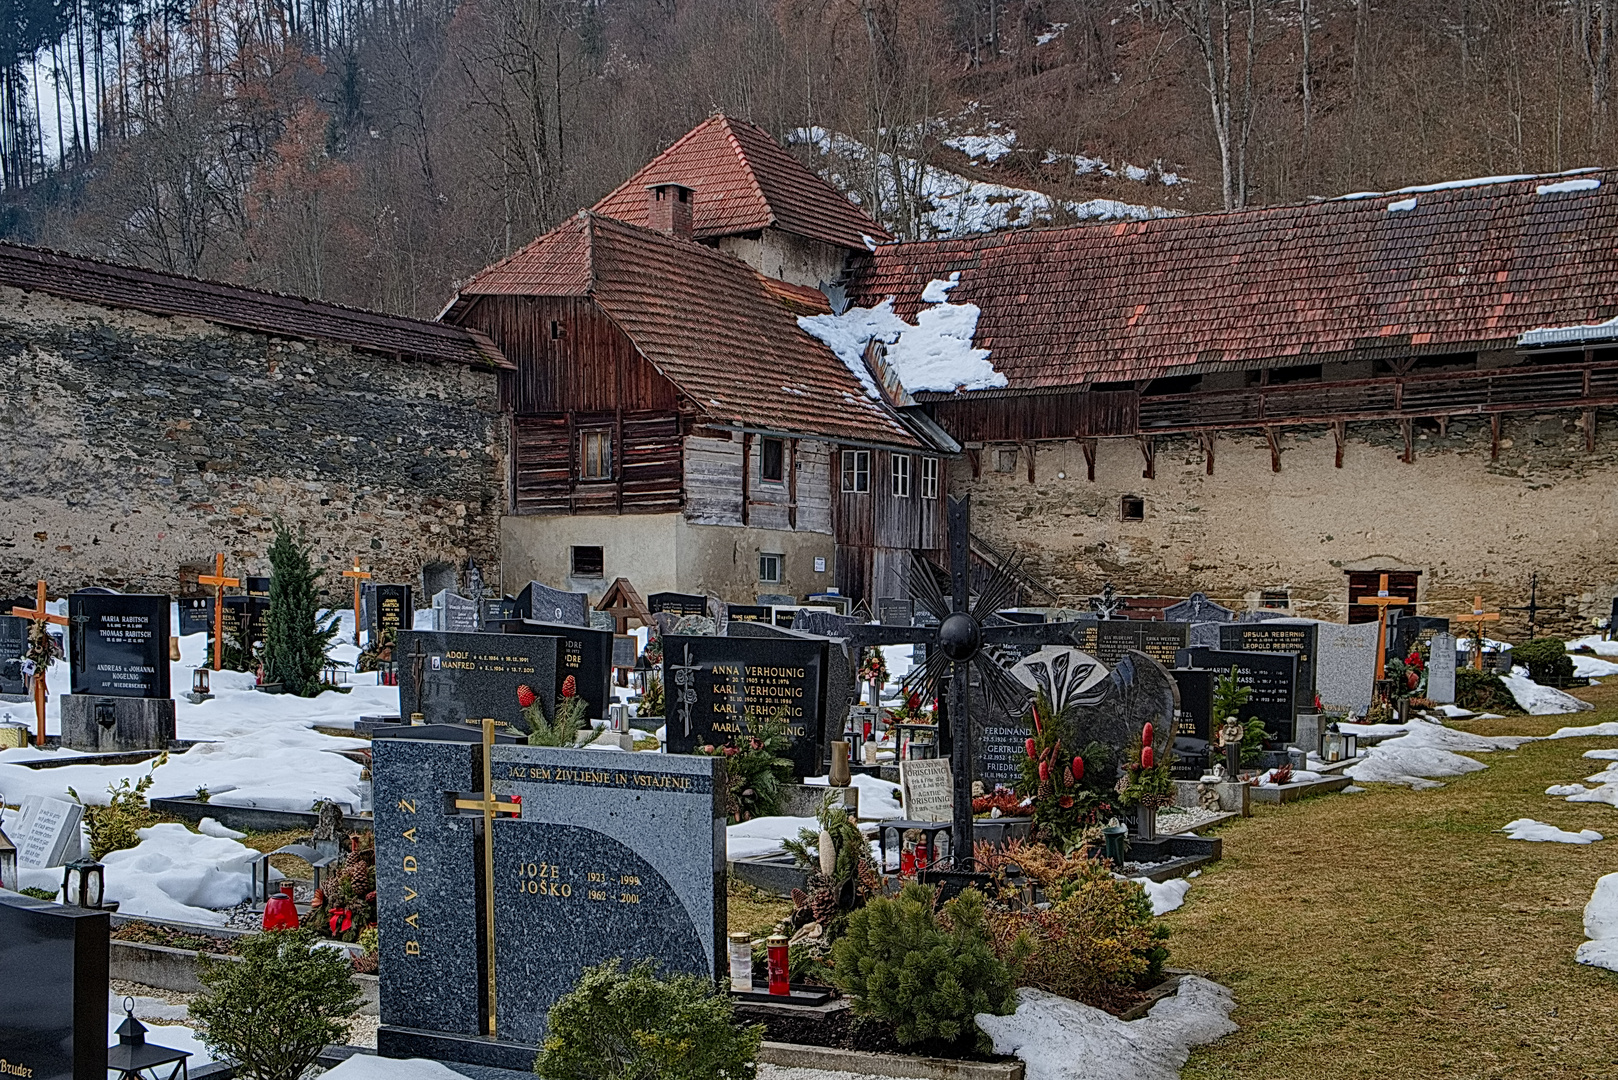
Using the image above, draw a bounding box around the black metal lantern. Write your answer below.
[63,856,105,908]
[108,997,192,1080]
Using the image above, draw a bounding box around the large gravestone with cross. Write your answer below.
[395,630,557,734]
[371,725,726,1068]
[661,632,827,776]
[61,592,175,753]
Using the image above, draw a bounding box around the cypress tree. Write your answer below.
[263,520,339,697]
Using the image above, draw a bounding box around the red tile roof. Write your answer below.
[848,170,1618,392]
[454,213,921,448]
[0,241,512,370]
[590,115,891,252]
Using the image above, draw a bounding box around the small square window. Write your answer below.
[550,319,566,340]
[1120,495,1145,521]
[761,438,785,484]
[841,450,870,493]
[892,455,911,497]
[579,429,613,480]
[759,553,783,583]
[994,448,1018,473]
[571,546,604,577]
[1260,590,1290,609]
[920,457,939,499]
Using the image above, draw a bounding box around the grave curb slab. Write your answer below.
[1250,774,1354,804]
[757,1040,1025,1079]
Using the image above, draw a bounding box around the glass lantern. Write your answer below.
[191,667,210,696]
[63,857,106,908]
[1323,724,1345,763]
[1341,728,1359,760]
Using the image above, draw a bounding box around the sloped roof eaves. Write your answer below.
[850,172,1618,390]
[0,242,512,371]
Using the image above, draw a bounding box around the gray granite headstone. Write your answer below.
[877,598,914,626]
[1164,592,1236,623]
[1314,621,1380,717]
[431,591,479,634]
[395,630,557,735]
[1066,650,1178,780]
[900,759,953,822]
[516,583,589,628]
[1427,631,1457,704]
[422,562,458,603]
[1188,622,1224,648]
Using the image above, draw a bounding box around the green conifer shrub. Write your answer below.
[829,883,1017,1050]
[1513,638,1574,686]
[263,520,340,697]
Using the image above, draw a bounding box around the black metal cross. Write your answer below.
[845,495,1092,862]
[669,643,701,736]
[407,635,430,719]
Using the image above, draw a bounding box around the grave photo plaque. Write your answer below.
[67,592,171,698]
[662,634,826,775]
[396,630,557,734]
[1219,622,1318,709]
[0,892,110,1080]
[1177,646,1297,742]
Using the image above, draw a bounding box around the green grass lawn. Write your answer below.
[1173,688,1618,1079]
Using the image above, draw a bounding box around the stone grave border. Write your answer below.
[1250,773,1355,804]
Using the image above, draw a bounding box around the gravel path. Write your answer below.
[759,1068,903,1080]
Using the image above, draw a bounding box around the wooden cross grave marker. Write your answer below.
[449,719,522,1037]
[11,580,69,747]
[1452,596,1501,672]
[198,553,240,672]
[342,558,372,644]
[1354,573,1410,681]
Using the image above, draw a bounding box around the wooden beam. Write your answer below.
[1332,421,1346,468]
[1491,414,1502,460]
[1199,431,1215,476]
[1400,417,1414,464]
[1436,414,1449,438]
[1022,442,1035,483]
[1585,409,1597,453]
[967,447,981,479]
[1265,427,1281,472]
[787,437,799,530]
[1080,438,1097,482]
[1137,435,1155,480]
[741,431,752,526]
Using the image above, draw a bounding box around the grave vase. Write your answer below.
[1136,803,1158,841]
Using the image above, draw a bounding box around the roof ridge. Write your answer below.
[717,116,779,231]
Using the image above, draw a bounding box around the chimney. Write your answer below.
[646,182,694,239]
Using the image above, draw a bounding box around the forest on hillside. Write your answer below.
[1,0,1614,318]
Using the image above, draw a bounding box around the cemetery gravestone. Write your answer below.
[15,796,83,868]
[1314,621,1380,716]
[0,615,27,698]
[1219,622,1318,710]
[612,635,638,672]
[372,730,725,1065]
[899,758,953,822]
[1393,614,1451,661]
[662,633,827,775]
[1163,593,1236,624]
[1427,631,1458,704]
[515,583,588,628]
[726,604,771,623]
[213,593,268,663]
[1176,647,1298,742]
[1074,621,1189,667]
[0,893,110,1080]
[372,584,413,639]
[648,592,709,617]
[395,630,557,735]
[177,597,211,637]
[481,598,518,628]
[995,611,1046,624]
[1169,668,1217,777]
[61,592,175,752]
[877,598,914,626]
[432,590,479,634]
[791,609,858,637]
[488,621,613,723]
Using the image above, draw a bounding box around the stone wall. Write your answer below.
[954,412,1618,638]
[0,286,506,599]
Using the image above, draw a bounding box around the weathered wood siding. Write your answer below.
[512,411,682,515]
[926,390,1138,442]
[684,434,834,533]
[833,446,947,602]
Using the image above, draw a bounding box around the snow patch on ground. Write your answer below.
[1503,673,1595,715]
[1344,719,1530,788]
[322,1056,466,1080]
[1501,818,1603,844]
[1570,654,1618,677]
[1547,784,1591,796]
[1133,877,1191,916]
[804,772,904,820]
[1584,748,1618,760]
[1549,721,1618,739]
[726,816,821,861]
[976,979,1237,1080]
[1567,784,1618,807]
[1576,872,1618,972]
[102,822,272,925]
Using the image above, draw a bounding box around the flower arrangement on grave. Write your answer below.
[694,707,796,822]
[857,647,889,688]
[780,793,883,959]
[884,688,933,725]
[521,681,587,747]
[304,835,376,947]
[1117,725,1176,810]
[1384,642,1428,699]
[639,673,665,719]
[643,634,664,668]
[1268,763,1295,786]
[972,786,1030,817]
[23,617,61,683]
[67,752,166,859]
[354,628,394,674]
[1016,692,1110,851]
[263,520,342,697]
[1212,666,1270,766]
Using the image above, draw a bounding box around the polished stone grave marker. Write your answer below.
[1176,646,1297,742]
[396,630,557,735]
[900,758,953,822]
[661,633,826,775]
[0,614,27,697]
[14,796,83,868]
[372,728,725,1066]
[877,598,914,626]
[480,598,517,628]
[515,582,588,628]
[648,592,709,617]
[1314,621,1380,716]
[0,892,109,1080]
[1219,622,1318,709]
[431,590,479,634]
[371,584,413,639]
[1427,631,1458,704]
[1169,668,1217,775]
[486,620,613,723]
[62,592,174,752]
[1074,620,1189,667]
[177,597,211,637]
[726,604,771,623]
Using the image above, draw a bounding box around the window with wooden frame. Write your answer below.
[841,450,870,493]
[920,457,939,499]
[891,454,911,497]
[578,428,614,480]
[761,438,785,484]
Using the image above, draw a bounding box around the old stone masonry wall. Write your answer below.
[956,414,1618,639]
[0,286,506,597]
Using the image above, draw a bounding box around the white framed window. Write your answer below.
[892,455,911,497]
[920,456,939,499]
[759,553,782,583]
[578,429,613,480]
[841,450,870,493]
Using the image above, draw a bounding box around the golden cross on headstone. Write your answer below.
[342,558,372,645]
[197,553,240,673]
[11,581,69,747]
[1354,573,1410,681]
[1452,596,1501,671]
[451,719,521,1037]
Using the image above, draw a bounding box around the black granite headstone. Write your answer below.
[1392,614,1451,661]
[1075,620,1189,667]
[0,615,28,696]
[245,575,272,600]
[0,892,110,1080]
[177,597,211,637]
[1176,646,1297,742]
[212,594,267,660]
[790,609,858,637]
[372,584,413,638]
[1169,668,1216,777]
[515,583,588,628]
[487,621,612,722]
[662,634,826,775]
[725,604,771,623]
[1219,622,1318,710]
[481,598,518,628]
[396,630,557,735]
[876,598,913,626]
[648,592,709,617]
[67,592,170,698]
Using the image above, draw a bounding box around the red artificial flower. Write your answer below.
[1142,745,1154,770]
[906,691,921,711]
[561,675,578,698]
[1142,721,1154,746]
[516,684,537,708]
[1071,756,1084,781]
[1025,738,1037,759]
[1406,671,1420,690]
[723,745,739,757]
[329,909,353,935]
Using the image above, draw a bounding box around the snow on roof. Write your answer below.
[1539,177,1602,196]
[1518,315,1618,348]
